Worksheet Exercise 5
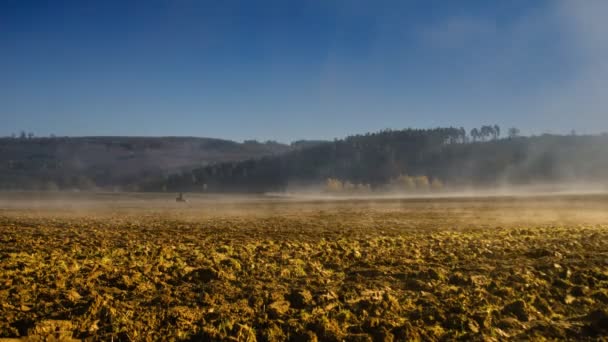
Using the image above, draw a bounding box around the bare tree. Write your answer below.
[459,127,467,143]
[508,127,520,139]
[470,128,479,142]
[480,126,492,141]
[493,125,501,139]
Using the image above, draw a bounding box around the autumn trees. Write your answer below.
[324,174,443,194]
[151,125,604,195]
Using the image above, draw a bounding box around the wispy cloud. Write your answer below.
[420,15,498,49]
[533,0,608,133]
[411,1,608,134]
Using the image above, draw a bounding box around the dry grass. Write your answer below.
[1,193,608,341]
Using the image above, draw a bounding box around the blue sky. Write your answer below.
[1,0,607,142]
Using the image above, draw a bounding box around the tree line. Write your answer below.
[144,126,608,194]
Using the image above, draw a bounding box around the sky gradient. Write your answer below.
[1,0,607,142]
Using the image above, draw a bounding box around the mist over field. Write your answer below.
[2,191,608,340]
[4,0,608,340]
[142,129,608,196]
[3,128,608,197]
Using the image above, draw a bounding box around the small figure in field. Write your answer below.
[176,192,186,202]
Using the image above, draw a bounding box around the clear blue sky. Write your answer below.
[1,0,607,142]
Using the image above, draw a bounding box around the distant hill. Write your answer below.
[289,140,330,150]
[0,136,290,191]
[146,128,608,193]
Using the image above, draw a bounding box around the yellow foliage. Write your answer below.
[343,181,355,191]
[414,176,429,189]
[325,178,343,192]
[325,178,371,193]
[395,174,416,190]
[391,174,444,192]
[431,178,444,191]
[357,183,371,192]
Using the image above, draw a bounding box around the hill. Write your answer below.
[0,136,289,191]
[146,128,608,193]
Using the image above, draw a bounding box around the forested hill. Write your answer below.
[146,128,608,193]
[0,136,289,191]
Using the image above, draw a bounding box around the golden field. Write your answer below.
[1,192,607,341]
